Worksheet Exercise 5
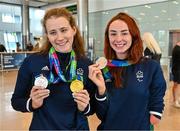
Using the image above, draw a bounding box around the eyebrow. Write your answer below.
[48,29,56,32]
[60,27,68,29]
[109,29,129,33]
[48,27,68,32]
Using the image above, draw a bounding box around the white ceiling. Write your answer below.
[0,0,69,7]
[88,0,168,12]
[0,0,169,11]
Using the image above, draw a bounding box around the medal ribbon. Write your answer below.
[107,59,133,67]
[49,47,77,83]
[102,59,133,80]
[77,73,83,82]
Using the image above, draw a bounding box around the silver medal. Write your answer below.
[34,75,48,88]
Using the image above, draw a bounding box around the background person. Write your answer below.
[172,41,180,108]
[0,43,7,52]
[33,37,40,51]
[26,42,33,51]
[16,42,22,52]
[143,32,162,63]
[88,12,166,130]
[11,7,96,130]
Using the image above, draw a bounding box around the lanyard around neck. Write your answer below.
[102,59,134,80]
[49,47,77,83]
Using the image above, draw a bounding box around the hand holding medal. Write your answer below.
[31,74,49,109]
[88,57,106,95]
[95,57,107,69]
[34,74,48,88]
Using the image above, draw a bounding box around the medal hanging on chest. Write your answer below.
[48,47,84,92]
[70,68,84,92]
[70,74,84,92]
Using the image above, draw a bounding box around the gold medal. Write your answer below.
[95,57,107,69]
[70,80,84,92]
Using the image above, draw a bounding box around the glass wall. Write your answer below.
[0,4,21,52]
[29,8,45,45]
[0,4,45,52]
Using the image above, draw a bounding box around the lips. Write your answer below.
[56,41,67,46]
[114,42,126,47]
[115,44,124,47]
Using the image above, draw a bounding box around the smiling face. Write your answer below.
[46,16,76,53]
[108,20,132,59]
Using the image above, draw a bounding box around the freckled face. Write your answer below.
[108,20,132,58]
[46,17,76,53]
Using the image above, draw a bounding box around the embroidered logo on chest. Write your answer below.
[136,70,143,82]
[77,68,84,76]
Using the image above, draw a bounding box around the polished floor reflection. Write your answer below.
[0,71,179,130]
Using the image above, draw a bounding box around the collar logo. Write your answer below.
[41,66,49,71]
[136,70,143,82]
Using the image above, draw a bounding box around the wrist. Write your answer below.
[95,88,107,102]
[32,101,40,109]
[27,98,36,112]
[97,85,106,95]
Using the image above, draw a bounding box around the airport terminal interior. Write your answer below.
[0,0,180,130]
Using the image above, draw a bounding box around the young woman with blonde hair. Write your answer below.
[143,32,162,63]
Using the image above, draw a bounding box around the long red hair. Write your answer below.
[104,12,143,88]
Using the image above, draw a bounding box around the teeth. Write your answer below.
[116,44,124,47]
[58,42,66,45]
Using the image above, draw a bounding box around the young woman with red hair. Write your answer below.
[89,12,166,130]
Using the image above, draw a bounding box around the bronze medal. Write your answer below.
[95,57,107,69]
[70,79,84,92]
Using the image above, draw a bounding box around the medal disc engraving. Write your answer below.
[70,80,84,92]
[95,57,107,69]
[34,75,48,88]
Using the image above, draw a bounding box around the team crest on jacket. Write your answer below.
[136,70,143,82]
[77,68,84,75]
